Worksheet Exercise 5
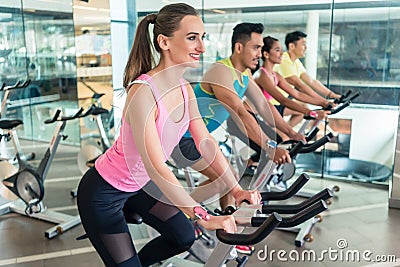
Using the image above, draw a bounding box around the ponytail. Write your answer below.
[123,13,157,90]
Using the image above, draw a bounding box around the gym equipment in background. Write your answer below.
[0,108,83,238]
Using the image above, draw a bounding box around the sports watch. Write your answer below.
[193,206,211,221]
[266,139,277,149]
[309,111,318,118]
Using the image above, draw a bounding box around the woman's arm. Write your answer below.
[125,83,197,215]
[254,69,312,115]
[276,72,331,108]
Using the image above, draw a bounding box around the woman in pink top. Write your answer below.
[77,3,261,267]
[253,36,331,140]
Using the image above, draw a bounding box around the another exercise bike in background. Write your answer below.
[0,108,83,238]
[71,103,111,197]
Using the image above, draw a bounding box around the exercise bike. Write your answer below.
[191,140,333,247]
[160,173,330,266]
[76,102,111,175]
[266,90,362,196]
[0,108,83,238]
[0,80,35,162]
[77,168,330,266]
[69,103,112,198]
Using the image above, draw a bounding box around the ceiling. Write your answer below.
[1,0,399,27]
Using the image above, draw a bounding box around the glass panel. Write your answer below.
[73,0,114,150]
[0,0,79,147]
[135,1,399,186]
[318,3,399,185]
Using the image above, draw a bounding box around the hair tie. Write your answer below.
[146,13,157,24]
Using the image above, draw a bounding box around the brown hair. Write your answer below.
[123,3,199,90]
[261,36,279,60]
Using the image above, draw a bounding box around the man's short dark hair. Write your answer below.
[285,31,307,50]
[231,23,264,53]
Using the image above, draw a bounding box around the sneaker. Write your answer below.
[235,245,255,255]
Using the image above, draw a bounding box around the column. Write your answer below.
[109,0,137,136]
[305,11,319,79]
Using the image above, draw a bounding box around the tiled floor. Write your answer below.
[0,142,399,267]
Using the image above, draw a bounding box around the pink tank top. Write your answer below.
[95,74,190,192]
[260,67,278,100]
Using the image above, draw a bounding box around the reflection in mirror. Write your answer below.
[1,0,79,175]
[72,0,114,166]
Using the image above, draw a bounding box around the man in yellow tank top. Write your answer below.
[274,31,341,100]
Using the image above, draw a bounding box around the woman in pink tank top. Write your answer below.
[77,4,261,267]
[253,36,331,141]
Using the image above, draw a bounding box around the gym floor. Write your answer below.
[0,142,399,267]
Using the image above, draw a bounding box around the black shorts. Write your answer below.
[170,137,202,168]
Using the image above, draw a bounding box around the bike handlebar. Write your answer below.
[1,80,31,91]
[45,108,84,124]
[261,173,310,201]
[262,188,333,214]
[216,212,282,245]
[252,200,327,228]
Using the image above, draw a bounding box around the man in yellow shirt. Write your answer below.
[274,31,341,100]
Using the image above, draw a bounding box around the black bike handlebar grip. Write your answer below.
[44,109,62,124]
[216,212,282,245]
[73,107,84,119]
[289,141,305,158]
[330,101,350,115]
[299,132,334,154]
[278,200,327,228]
[323,103,333,111]
[81,105,96,117]
[91,107,109,116]
[21,79,31,88]
[262,188,333,214]
[252,200,327,228]
[347,91,361,102]
[0,82,5,90]
[261,173,310,201]
[334,89,352,104]
[305,127,319,142]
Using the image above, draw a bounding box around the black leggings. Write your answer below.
[77,167,195,267]
[226,111,283,163]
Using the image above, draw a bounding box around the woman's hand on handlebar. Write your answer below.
[197,214,237,233]
[233,189,262,206]
[270,147,291,164]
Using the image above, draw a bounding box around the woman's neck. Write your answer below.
[262,60,274,74]
[150,61,186,89]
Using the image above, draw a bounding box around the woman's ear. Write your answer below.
[157,34,169,51]
[263,51,269,59]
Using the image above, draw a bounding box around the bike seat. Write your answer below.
[0,119,23,130]
[124,212,143,225]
